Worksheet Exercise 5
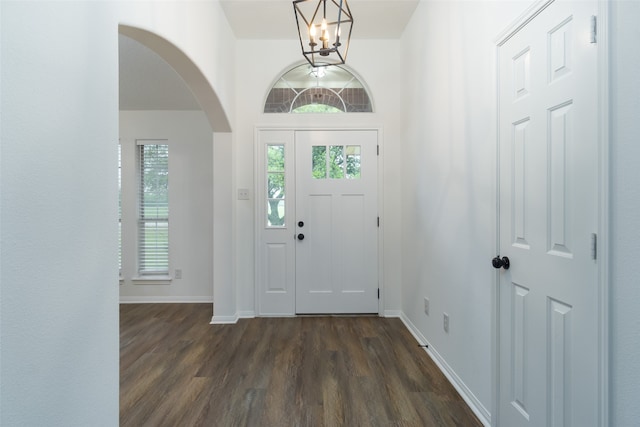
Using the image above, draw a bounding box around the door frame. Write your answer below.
[254,126,385,317]
[492,1,610,425]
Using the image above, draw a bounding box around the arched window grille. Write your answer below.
[264,63,373,113]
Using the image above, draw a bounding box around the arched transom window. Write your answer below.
[264,64,373,113]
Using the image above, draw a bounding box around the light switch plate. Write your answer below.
[237,188,250,200]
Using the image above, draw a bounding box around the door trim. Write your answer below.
[493,1,610,424]
[254,126,384,317]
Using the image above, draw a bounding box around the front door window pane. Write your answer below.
[312,146,327,179]
[346,145,361,179]
[329,146,345,179]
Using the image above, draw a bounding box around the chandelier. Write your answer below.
[293,0,353,67]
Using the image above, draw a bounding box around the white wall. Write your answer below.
[400,1,529,421]
[0,2,120,425]
[119,111,213,303]
[233,38,404,316]
[609,1,640,424]
[212,132,235,321]
[0,1,235,425]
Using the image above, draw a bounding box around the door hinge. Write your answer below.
[378,288,380,299]
[377,216,380,227]
[377,145,379,156]
[590,15,597,44]
[591,233,598,260]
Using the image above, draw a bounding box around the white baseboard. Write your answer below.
[210,314,238,324]
[119,296,213,304]
[399,312,491,427]
[383,310,402,317]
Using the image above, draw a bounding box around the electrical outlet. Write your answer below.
[443,313,449,333]
[424,297,430,316]
[175,269,182,279]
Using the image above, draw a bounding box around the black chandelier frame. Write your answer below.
[293,0,354,67]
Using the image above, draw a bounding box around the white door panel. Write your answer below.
[497,1,599,426]
[295,130,378,314]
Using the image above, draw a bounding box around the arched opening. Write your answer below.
[117,25,232,320]
[119,25,231,132]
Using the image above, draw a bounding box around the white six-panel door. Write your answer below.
[256,129,378,315]
[497,1,599,425]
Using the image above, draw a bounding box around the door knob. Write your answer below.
[492,256,510,270]
[297,233,305,240]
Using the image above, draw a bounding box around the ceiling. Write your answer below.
[119,0,418,111]
[220,0,420,39]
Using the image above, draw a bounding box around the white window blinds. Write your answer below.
[118,143,122,274]
[137,141,169,275]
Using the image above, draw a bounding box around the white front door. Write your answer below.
[295,130,378,314]
[256,129,379,315]
[497,1,599,426]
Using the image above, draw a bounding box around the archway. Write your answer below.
[117,25,233,322]
[119,25,231,133]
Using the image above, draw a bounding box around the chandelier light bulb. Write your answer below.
[309,24,317,46]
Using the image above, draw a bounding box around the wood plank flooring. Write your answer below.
[120,304,482,427]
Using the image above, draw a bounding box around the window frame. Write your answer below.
[136,140,170,277]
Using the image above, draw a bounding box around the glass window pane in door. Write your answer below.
[345,145,361,179]
[312,146,327,179]
[267,200,286,227]
[329,145,344,179]
[267,145,285,172]
[266,144,286,227]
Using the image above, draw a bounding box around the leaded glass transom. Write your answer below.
[264,64,373,113]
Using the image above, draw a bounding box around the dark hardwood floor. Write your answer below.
[120,304,482,427]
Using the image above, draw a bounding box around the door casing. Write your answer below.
[254,127,384,317]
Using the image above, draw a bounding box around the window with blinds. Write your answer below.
[118,143,122,275]
[137,141,169,275]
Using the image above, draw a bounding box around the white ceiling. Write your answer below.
[220,0,419,39]
[119,0,418,111]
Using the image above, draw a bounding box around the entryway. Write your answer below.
[256,129,379,315]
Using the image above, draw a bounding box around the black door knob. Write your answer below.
[492,256,510,270]
[298,221,304,227]
[297,233,305,240]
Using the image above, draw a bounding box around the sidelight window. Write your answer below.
[266,144,286,227]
